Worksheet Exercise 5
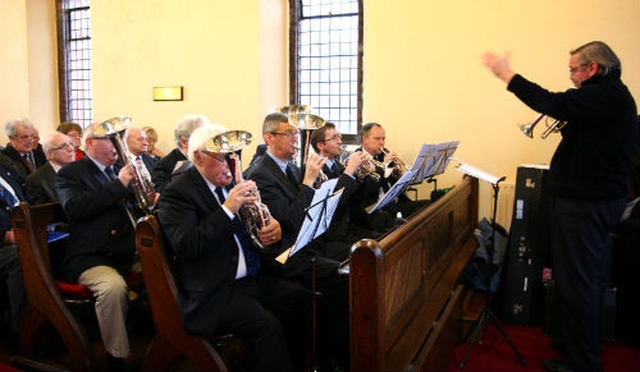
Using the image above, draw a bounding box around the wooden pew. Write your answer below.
[349,176,479,371]
[135,215,229,371]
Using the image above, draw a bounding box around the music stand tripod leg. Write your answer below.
[458,179,526,369]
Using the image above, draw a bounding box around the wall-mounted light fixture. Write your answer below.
[153,86,183,101]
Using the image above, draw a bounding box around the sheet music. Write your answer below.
[411,141,460,181]
[287,178,343,258]
[456,163,502,185]
[367,169,416,214]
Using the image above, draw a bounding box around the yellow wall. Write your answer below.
[363,0,640,219]
[4,0,639,221]
[1,0,30,137]
[0,0,58,144]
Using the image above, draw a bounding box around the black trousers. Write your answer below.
[0,245,25,332]
[549,196,625,372]
[218,275,311,372]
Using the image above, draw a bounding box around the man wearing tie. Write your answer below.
[158,124,309,371]
[2,117,47,176]
[309,122,378,258]
[124,126,156,186]
[0,162,30,335]
[55,121,138,371]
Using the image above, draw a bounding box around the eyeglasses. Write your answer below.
[202,151,228,163]
[324,134,342,142]
[271,131,299,139]
[50,142,75,151]
[569,63,589,73]
[15,134,34,142]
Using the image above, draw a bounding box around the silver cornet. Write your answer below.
[519,113,567,139]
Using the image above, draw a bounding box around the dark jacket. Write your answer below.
[0,163,31,238]
[158,167,250,337]
[1,143,47,176]
[25,162,58,204]
[55,156,137,282]
[152,148,188,192]
[508,72,638,199]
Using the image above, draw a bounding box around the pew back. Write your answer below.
[350,177,479,371]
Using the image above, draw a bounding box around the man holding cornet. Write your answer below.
[158,123,310,371]
[483,41,637,372]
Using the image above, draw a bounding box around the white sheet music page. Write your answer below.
[456,163,501,185]
[367,169,416,214]
[288,178,343,256]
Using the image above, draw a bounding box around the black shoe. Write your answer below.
[550,337,567,355]
[543,359,573,372]
[107,353,126,372]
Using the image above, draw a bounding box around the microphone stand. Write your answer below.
[458,177,526,369]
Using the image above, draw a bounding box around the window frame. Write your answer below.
[56,0,93,129]
[289,0,364,144]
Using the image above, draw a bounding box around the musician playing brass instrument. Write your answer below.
[244,112,353,370]
[309,122,380,253]
[158,123,310,371]
[352,122,429,232]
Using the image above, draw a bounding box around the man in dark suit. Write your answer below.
[0,163,30,334]
[124,126,156,182]
[25,132,76,204]
[152,114,209,192]
[2,117,47,176]
[309,122,379,259]
[56,121,138,371]
[244,112,363,369]
[158,124,309,371]
[352,122,429,232]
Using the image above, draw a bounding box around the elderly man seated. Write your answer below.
[26,132,76,204]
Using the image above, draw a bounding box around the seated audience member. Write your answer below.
[124,127,155,186]
[0,152,28,181]
[142,126,164,161]
[31,128,46,163]
[152,115,208,192]
[2,117,47,176]
[244,112,359,369]
[25,132,76,204]
[309,123,379,256]
[0,162,30,335]
[57,122,85,160]
[158,124,310,371]
[55,121,139,372]
[352,122,429,231]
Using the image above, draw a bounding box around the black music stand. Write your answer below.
[458,176,526,369]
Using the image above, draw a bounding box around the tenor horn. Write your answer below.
[95,116,156,215]
[288,113,326,170]
[207,130,272,249]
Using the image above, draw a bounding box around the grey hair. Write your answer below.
[42,132,68,153]
[5,117,35,138]
[262,112,289,136]
[174,115,211,146]
[571,41,621,78]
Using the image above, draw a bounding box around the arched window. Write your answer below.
[290,0,363,142]
[56,0,92,128]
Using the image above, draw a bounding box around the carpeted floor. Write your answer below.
[449,322,640,371]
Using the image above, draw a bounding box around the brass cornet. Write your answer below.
[519,113,567,139]
[380,147,410,176]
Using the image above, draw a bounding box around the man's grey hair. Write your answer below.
[42,132,68,153]
[571,41,621,78]
[174,115,211,146]
[5,117,35,138]
[262,112,289,136]
[188,123,227,162]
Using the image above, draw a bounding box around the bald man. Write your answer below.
[26,132,76,204]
